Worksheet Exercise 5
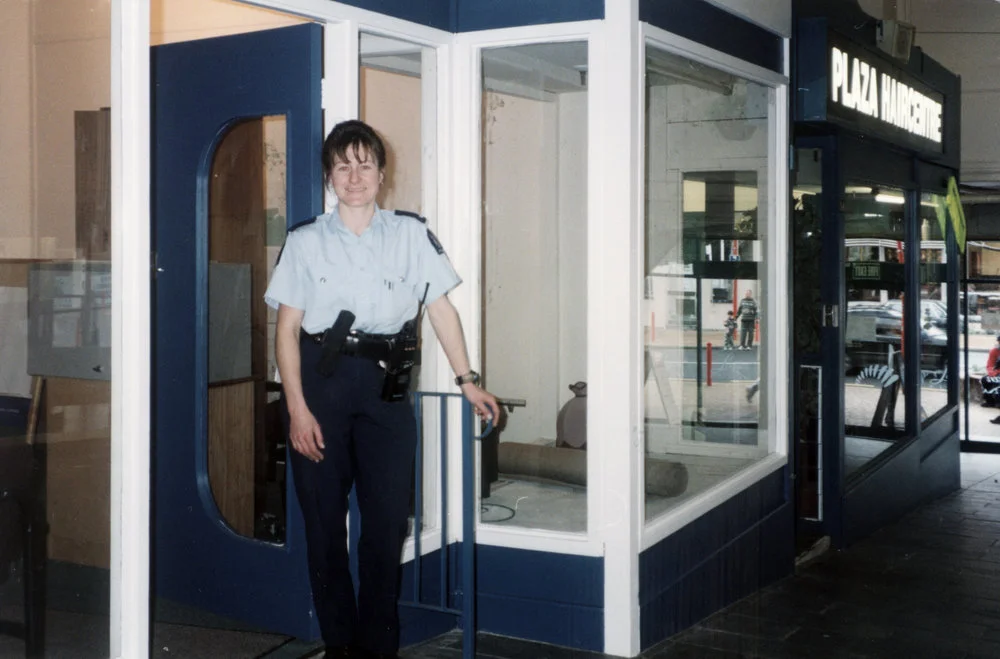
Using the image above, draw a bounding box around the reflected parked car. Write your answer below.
[883,298,975,331]
[844,301,948,373]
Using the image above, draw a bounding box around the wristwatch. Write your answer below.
[455,370,480,386]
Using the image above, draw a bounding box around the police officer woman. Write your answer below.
[264,120,500,659]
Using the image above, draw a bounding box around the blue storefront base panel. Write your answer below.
[333,0,451,31]
[842,410,960,547]
[456,0,603,32]
[330,0,602,33]
[639,469,794,649]
[640,0,783,74]
[398,546,463,647]
[475,545,604,652]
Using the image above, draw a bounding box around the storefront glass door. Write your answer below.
[962,241,1000,445]
[842,183,912,475]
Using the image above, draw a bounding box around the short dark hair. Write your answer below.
[322,120,387,179]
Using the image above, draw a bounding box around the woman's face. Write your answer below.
[329,146,382,209]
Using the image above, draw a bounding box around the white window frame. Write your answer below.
[112,3,790,657]
[637,23,791,552]
[453,20,604,558]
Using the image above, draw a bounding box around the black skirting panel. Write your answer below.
[640,0,783,74]
[639,468,794,649]
[842,409,960,547]
[474,544,604,651]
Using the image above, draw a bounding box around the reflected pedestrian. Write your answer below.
[983,334,1000,424]
[734,289,759,350]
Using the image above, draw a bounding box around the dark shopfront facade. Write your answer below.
[791,2,963,547]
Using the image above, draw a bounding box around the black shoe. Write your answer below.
[991,416,1000,425]
[324,646,362,659]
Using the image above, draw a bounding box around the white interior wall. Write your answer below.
[0,3,33,258]
[483,90,560,443]
[361,68,423,214]
[0,0,300,262]
[31,0,111,258]
[557,91,589,410]
[151,0,304,44]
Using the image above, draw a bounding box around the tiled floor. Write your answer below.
[7,454,1000,658]
[402,452,1000,659]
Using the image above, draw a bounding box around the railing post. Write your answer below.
[461,400,476,659]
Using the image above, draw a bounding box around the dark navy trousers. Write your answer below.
[286,338,417,654]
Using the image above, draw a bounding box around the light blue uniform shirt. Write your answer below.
[264,206,461,335]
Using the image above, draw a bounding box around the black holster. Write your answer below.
[316,310,355,377]
[380,319,420,402]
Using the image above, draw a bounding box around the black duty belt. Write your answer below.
[301,328,394,362]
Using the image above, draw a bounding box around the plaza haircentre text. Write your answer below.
[830,46,942,143]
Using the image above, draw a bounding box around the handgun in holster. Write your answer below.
[316,310,355,377]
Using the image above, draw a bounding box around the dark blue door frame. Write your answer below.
[795,130,961,548]
[151,24,324,639]
[792,135,844,546]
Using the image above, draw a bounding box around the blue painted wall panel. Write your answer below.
[477,593,604,652]
[640,0,783,73]
[639,469,794,649]
[335,0,602,32]
[456,0,603,32]
[334,0,451,31]
[474,545,603,650]
[476,545,604,607]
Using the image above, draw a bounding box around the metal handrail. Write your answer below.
[403,392,490,659]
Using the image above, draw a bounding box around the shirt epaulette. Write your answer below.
[395,210,427,224]
[288,216,319,232]
[275,216,319,265]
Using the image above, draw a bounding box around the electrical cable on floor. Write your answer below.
[480,503,515,522]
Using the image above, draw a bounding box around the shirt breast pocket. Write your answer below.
[377,268,417,327]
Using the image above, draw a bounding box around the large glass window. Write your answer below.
[842,185,911,477]
[961,237,999,442]
[479,42,589,533]
[642,46,773,522]
[0,1,113,655]
[358,32,436,535]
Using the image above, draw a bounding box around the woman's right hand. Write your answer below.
[288,406,325,462]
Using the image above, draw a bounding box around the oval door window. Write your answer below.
[207,115,288,543]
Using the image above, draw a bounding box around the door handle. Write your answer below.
[822,304,839,328]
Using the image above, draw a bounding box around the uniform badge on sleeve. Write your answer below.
[427,229,446,255]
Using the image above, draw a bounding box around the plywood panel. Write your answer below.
[43,377,111,568]
[209,119,268,534]
[208,381,254,536]
[75,109,111,260]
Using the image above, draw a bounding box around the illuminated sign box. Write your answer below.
[830,45,942,144]
[795,25,948,157]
